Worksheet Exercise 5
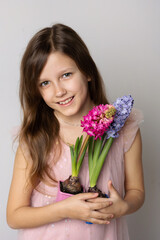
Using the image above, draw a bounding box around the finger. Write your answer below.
[90,201,112,209]
[108,180,119,197]
[97,209,114,221]
[88,201,112,210]
[91,211,114,221]
[87,198,112,204]
[107,214,114,221]
[74,192,99,200]
[88,217,110,225]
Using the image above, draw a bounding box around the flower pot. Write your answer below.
[56,181,74,202]
[56,180,84,202]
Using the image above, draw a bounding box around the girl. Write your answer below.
[7,23,145,240]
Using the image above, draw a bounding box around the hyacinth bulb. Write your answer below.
[61,176,83,194]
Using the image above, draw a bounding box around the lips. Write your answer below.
[57,96,74,105]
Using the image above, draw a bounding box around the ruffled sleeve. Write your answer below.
[122,108,144,153]
[19,140,33,165]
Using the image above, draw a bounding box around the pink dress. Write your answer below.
[18,108,143,240]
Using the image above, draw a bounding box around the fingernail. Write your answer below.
[94,193,98,196]
[106,221,110,224]
[109,201,113,205]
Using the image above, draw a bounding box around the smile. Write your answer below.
[58,96,74,105]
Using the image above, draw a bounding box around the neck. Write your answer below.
[55,114,81,127]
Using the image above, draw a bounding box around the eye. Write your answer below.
[40,81,50,87]
[62,72,72,78]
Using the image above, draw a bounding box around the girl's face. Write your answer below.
[38,52,93,122]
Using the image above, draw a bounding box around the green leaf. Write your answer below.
[88,136,94,183]
[72,137,80,176]
[78,135,83,156]
[90,137,114,187]
[92,138,103,169]
[70,145,74,162]
[70,145,75,175]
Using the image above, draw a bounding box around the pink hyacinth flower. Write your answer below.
[81,104,116,140]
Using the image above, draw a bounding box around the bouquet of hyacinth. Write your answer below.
[59,105,116,196]
[81,95,134,197]
[58,95,133,200]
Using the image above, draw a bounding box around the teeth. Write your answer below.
[59,97,73,105]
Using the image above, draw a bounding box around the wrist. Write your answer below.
[51,202,66,221]
[120,200,130,217]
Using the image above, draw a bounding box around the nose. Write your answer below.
[55,83,67,97]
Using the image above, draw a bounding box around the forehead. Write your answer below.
[39,52,77,79]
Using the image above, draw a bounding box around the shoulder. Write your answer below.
[13,140,34,173]
[123,108,144,128]
[18,140,33,165]
[121,108,144,153]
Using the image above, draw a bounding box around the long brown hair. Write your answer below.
[19,23,109,186]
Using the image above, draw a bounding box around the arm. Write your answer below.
[7,146,112,229]
[123,128,145,214]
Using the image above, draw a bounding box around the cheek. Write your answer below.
[79,81,89,96]
[71,77,89,93]
[40,90,54,103]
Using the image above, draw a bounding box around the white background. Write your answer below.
[0,0,160,239]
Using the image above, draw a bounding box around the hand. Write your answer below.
[100,180,128,220]
[59,192,113,224]
[88,181,128,222]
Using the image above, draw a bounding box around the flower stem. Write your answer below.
[77,135,90,162]
[88,137,94,183]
